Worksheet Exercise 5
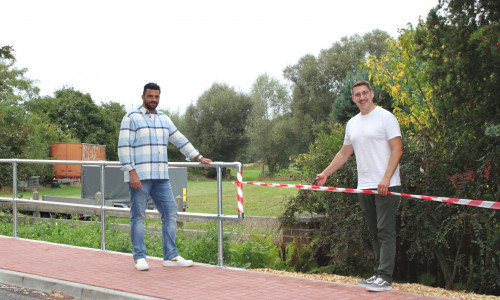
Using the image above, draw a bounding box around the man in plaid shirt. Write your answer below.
[118,82,212,271]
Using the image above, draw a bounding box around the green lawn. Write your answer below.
[0,185,81,199]
[186,179,297,216]
[0,166,299,217]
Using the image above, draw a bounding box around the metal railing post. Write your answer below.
[217,166,224,267]
[100,163,106,250]
[12,161,18,238]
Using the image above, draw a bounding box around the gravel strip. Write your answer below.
[251,269,499,300]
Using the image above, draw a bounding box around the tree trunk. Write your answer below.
[434,240,462,290]
[434,249,453,289]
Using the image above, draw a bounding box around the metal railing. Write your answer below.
[0,159,244,267]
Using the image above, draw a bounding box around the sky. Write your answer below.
[1,0,439,113]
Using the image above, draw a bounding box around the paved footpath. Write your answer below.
[0,236,449,300]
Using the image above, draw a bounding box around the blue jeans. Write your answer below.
[129,179,178,261]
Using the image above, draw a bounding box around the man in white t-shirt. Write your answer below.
[314,80,403,292]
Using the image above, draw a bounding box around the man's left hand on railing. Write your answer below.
[196,155,212,165]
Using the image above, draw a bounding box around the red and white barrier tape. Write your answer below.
[235,181,500,210]
[237,171,243,214]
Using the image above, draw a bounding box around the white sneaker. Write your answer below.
[163,255,193,267]
[135,258,149,271]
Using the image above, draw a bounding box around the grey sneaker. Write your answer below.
[163,255,193,267]
[357,275,377,287]
[366,277,392,291]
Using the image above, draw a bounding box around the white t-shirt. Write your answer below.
[344,106,402,189]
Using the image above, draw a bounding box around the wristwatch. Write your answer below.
[197,155,204,162]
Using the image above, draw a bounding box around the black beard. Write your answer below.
[144,101,158,111]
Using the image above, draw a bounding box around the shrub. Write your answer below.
[227,234,284,269]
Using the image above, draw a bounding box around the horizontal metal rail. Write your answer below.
[0,158,244,267]
[0,158,242,170]
[0,197,241,220]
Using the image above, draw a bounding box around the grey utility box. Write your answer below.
[81,166,188,210]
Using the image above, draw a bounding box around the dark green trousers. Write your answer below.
[358,186,401,283]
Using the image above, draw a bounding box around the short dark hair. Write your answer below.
[143,82,161,95]
[351,80,372,94]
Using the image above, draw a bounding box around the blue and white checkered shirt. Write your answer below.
[118,106,199,182]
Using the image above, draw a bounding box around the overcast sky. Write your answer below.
[1,0,438,113]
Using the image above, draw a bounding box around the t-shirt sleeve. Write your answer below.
[385,113,402,140]
[343,120,352,145]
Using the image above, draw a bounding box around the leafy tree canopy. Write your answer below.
[0,45,39,105]
[283,30,391,152]
[184,83,252,163]
[248,74,294,174]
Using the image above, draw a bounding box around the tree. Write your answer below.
[283,30,391,152]
[99,101,126,161]
[184,83,252,163]
[415,0,499,201]
[365,26,436,140]
[53,87,101,140]
[412,2,500,291]
[0,45,39,105]
[248,74,293,174]
[25,88,124,160]
[0,45,14,60]
[0,47,72,186]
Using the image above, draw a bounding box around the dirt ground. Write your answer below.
[251,269,499,300]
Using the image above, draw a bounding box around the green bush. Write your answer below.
[282,237,318,273]
[227,234,284,269]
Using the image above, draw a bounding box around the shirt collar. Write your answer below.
[138,105,157,115]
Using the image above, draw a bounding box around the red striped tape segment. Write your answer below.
[235,181,500,210]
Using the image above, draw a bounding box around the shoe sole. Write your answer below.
[366,286,392,292]
[163,262,193,267]
[357,282,373,288]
